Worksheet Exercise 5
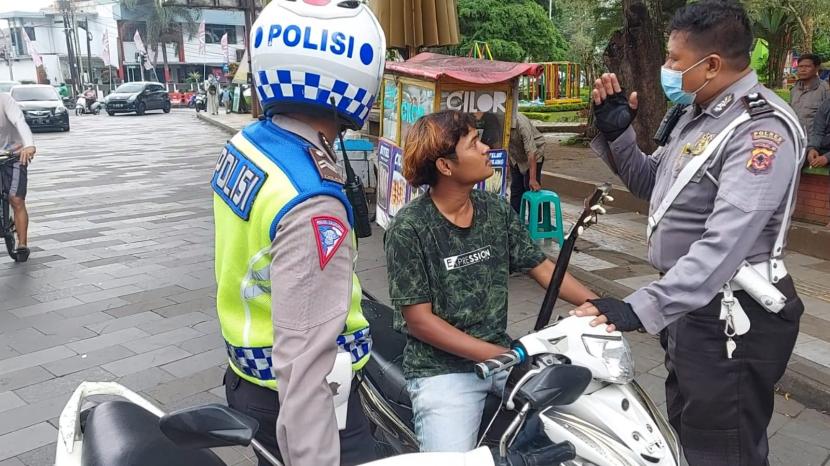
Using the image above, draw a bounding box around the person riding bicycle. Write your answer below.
[212,1,385,465]
[0,92,35,262]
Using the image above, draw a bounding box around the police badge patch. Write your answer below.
[746,130,783,175]
[312,216,348,270]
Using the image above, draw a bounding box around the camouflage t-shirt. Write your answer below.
[384,190,547,379]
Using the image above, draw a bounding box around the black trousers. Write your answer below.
[660,276,803,466]
[224,367,377,466]
[509,161,544,213]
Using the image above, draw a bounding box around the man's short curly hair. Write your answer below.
[669,0,753,70]
[402,110,477,188]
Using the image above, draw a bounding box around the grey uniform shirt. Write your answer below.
[0,93,35,149]
[808,98,830,153]
[591,71,799,334]
[790,78,830,136]
[269,115,355,466]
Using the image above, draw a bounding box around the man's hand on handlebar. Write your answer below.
[18,146,36,166]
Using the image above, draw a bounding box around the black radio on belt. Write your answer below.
[653,104,688,146]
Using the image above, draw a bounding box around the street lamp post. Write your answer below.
[244,0,259,119]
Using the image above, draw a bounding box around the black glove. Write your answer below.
[593,91,637,142]
[588,297,643,332]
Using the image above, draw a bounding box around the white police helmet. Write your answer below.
[250,0,386,129]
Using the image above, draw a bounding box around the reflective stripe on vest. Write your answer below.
[213,120,371,390]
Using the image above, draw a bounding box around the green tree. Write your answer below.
[746,0,830,55]
[124,0,200,83]
[752,7,797,88]
[455,0,568,62]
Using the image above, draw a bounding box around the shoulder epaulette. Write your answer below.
[742,93,775,119]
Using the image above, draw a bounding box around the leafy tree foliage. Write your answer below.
[455,0,568,62]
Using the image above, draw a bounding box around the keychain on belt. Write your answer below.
[720,285,751,359]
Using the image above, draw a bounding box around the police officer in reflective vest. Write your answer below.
[211,2,385,465]
[572,2,806,465]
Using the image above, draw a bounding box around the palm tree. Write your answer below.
[123,0,200,83]
[753,7,797,88]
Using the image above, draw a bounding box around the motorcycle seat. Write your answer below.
[361,299,410,407]
[81,400,226,466]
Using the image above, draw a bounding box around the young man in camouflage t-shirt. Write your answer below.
[384,111,597,452]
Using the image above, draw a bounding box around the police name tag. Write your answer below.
[212,145,268,220]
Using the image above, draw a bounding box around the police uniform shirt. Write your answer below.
[268,115,356,466]
[590,71,799,333]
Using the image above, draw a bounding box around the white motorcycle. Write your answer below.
[74,96,102,116]
[54,381,499,466]
[358,184,682,466]
[54,185,679,466]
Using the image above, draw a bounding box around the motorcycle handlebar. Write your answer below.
[0,151,19,163]
[475,347,526,379]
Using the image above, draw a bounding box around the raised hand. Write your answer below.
[592,73,639,142]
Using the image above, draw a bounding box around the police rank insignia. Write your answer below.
[308,147,346,184]
[711,93,734,117]
[746,130,784,175]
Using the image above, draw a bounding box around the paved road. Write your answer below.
[0,110,255,465]
[0,110,828,465]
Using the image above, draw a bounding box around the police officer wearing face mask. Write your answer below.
[572,2,806,465]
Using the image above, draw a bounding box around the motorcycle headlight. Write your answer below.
[581,334,635,384]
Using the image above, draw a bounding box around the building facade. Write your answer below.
[0,0,249,88]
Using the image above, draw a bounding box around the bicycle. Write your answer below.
[0,149,21,261]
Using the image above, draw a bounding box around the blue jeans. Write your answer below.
[406,371,508,452]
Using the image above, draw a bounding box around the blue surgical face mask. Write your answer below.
[661,55,712,105]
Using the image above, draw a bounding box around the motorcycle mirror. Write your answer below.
[159,404,259,449]
[515,365,591,409]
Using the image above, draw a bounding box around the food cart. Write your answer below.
[375,52,541,228]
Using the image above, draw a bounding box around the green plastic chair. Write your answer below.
[519,190,565,246]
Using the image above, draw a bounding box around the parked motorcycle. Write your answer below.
[54,381,512,466]
[358,184,682,466]
[74,96,102,116]
[54,185,679,466]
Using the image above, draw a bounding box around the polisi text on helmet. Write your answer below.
[254,24,374,66]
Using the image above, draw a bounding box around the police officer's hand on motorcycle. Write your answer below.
[592,73,639,142]
[569,298,643,332]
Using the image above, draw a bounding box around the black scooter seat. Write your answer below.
[361,299,409,407]
[81,400,226,466]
